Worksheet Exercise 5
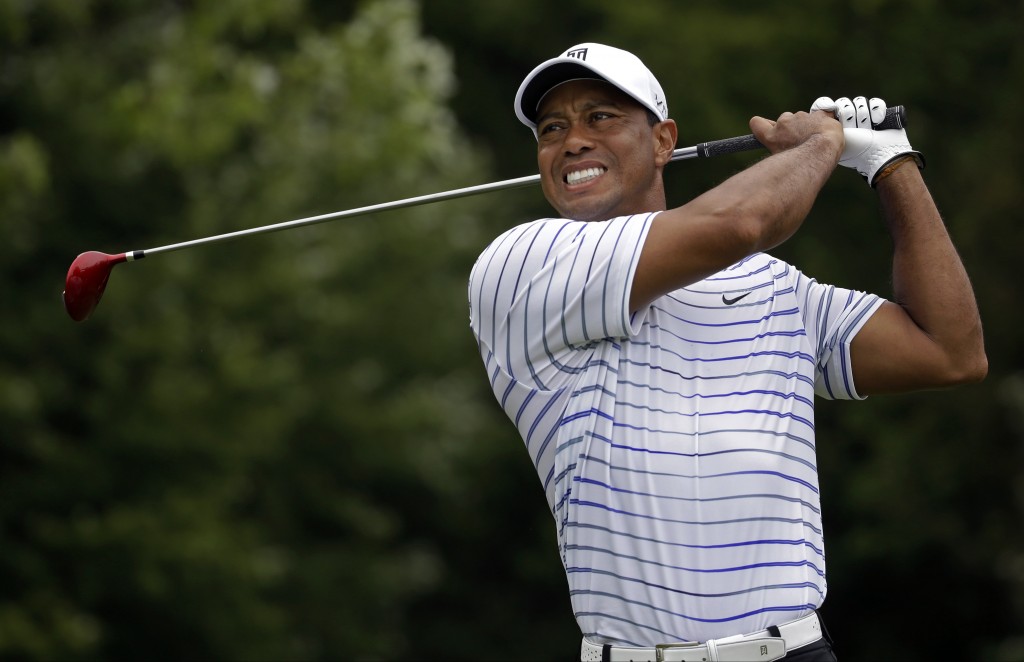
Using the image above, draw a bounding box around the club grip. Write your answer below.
[697,134,762,158]
[874,104,907,130]
[696,104,908,158]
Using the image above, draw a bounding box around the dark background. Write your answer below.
[2,0,1021,659]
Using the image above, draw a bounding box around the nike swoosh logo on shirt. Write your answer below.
[722,291,752,305]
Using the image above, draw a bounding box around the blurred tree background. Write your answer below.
[1,0,1021,659]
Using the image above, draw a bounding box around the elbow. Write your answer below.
[729,196,802,256]
[959,351,989,385]
[687,191,790,259]
[957,328,989,385]
[943,345,989,387]
[724,206,773,256]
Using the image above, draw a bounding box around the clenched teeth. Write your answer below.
[566,167,606,185]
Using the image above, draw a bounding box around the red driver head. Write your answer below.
[63,252,127,322]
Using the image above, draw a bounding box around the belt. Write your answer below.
[580,611,823,662]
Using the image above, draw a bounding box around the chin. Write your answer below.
[557,201,614,223]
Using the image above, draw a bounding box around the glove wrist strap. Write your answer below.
[871,152,925,187]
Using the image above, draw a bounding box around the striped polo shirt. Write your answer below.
[468,213,884,646]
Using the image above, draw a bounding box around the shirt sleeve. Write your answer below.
[468,213,654,391]
[791,266,885,400]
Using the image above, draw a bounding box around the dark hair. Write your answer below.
[645,109,661,127]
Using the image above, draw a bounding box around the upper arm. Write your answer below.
[629,127,842,314]
[851,300,983,395]
[629,203,758,312]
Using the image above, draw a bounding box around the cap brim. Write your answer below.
[517,61,607,126]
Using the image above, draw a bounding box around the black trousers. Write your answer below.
[783,635,837,661]
[783,609,837,661]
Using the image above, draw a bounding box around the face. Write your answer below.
[535,79,676,222]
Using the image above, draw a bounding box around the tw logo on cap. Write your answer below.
[566,47,588,61]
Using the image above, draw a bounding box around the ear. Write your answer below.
[653,119,678,168]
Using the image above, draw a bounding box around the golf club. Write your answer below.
[63,105,907,322]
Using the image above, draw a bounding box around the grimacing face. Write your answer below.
[534,79,674,222]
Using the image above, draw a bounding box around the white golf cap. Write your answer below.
[514,43,668,133]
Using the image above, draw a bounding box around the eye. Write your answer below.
[589,111,615,123]
[538,121,565,136]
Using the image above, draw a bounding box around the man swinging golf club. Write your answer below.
[468,43,986,661]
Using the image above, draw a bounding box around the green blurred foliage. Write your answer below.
[0,0,1021,660]
[1,0,559,659]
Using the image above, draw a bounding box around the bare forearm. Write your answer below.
[877,164,987,381]
[629,111,842,312]
[698,132,841,252]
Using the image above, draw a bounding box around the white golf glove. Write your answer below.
[811,95,924,187]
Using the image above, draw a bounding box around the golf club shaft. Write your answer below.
[132,105,905,260]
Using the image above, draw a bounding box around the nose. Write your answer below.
[562,121,594,155]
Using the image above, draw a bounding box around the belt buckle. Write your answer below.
[654,641,704,662]
[656,637,786,662]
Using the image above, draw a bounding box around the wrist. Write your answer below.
[805,130,844,165]
[872,153,925,187]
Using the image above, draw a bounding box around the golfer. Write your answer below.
[468,43,985,661]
